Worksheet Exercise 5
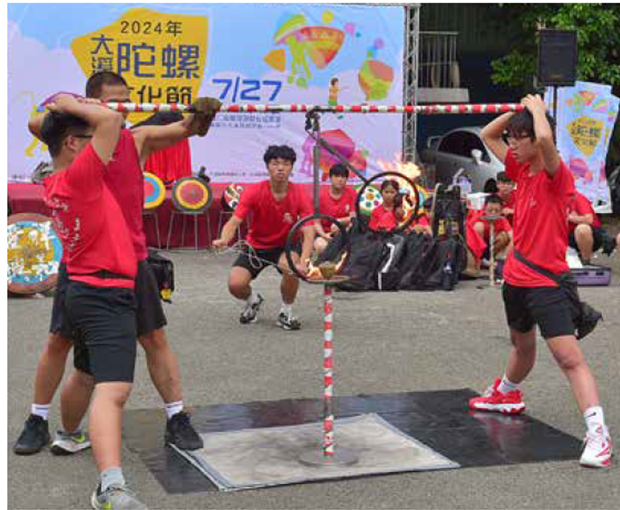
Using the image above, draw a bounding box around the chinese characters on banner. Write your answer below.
[546,82,619,213]
[71,8,207,123]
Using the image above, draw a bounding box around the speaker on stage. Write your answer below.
[537,29,577,87]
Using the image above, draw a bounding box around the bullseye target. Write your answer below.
[354,184,383,216]
[171,177,213,212]
[143,172,166,210]
[221,184,244,211]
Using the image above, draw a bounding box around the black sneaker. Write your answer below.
[277,312,301,331]
[165,411,203,451]
[13,414,50,455]
[240,294,264,324]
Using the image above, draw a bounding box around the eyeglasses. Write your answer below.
[504,131,530,142]
[72,134,93,140]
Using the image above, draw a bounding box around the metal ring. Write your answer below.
[355,171,421,234]
[284,213,348,282]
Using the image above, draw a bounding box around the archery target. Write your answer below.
[354,184,383,216]
[171,177,213,212]
[143,172,166,210]
[222,184,244,211]
[7,213,63,294]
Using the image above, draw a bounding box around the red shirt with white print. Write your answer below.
[234,180,313,249]
[43,144,137,289]
[503,149,575,288]
[369,204,398,231]
[105,128,148,261]
[568,191,601,233]
[318,186,357,230]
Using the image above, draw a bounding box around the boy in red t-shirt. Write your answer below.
[469,194,513,265]
[39,95,147,507]
[314,163,357,254]
[16,72,216,459]
[213,146,315,330]
[469,94,612,468]
[496,171,516,225]
[568,190,619,264]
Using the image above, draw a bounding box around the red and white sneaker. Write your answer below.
[580,425,613,468]
[468,378,526,414]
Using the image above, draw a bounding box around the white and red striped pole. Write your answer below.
[97,102,525,115]
[322,284,335,456]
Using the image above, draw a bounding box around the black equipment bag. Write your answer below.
[146,249,175,303]
[513,250,602,340]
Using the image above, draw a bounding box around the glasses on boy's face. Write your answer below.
[72,134,93,140]
[503,131,530,143]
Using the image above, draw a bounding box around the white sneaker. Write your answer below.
[50,429,91,455]
[239,294,264,324]
[580,425,613,468]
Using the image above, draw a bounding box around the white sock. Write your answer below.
[497,375,520,394]
[247,290,260,305]
[31,404,50,420]
[100,467,125,492]
[165,401,184,420]
[584,406,607,434]
[280,303,292,315]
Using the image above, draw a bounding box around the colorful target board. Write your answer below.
[143,172,166,210]
[221,184,244,211]
[354,183,382,216]
[7,213,63,294]
[171,177,213,212]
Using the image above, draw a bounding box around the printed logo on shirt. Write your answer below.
[283,212,294,224]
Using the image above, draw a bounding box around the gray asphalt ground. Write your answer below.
[8,245,620,510]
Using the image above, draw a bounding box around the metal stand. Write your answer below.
[142,209,162,249]
[166,210,212,250]
[299,284,358,467]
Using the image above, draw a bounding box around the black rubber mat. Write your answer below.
[123,389,582,494]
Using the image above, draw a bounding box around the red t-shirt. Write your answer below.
[318,186,357,230]
[499,191,516,225]
[43,145,137,289]
[105,128,148,261]
[467,210,512,241]
[369,205,398,231]
[234,181,313,249]
[503,150,575,288]
[568,192,601,233]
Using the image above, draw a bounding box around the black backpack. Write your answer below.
[146,249,175,303]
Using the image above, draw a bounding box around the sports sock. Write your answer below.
[165,401,184,419]
[497,375,520,394]
[247,290,260,305]
[100,467,125,492]
[280,303,292,316]
[31,404,50,420]
[584,406,607,435]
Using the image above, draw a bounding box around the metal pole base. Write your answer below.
[298,447,359,467]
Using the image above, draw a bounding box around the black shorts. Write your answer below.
[232,245,300,280]
[64,281,137,383]
[568,226,605,253]
[135,260,167,337]
[50,261,167,339]
[502,283,576,339]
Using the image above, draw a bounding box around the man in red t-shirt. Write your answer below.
[213,146,315,330]
[568,191,618,264]
[38,94,146,508]
[496,171,516,225]
[16,72,218,458]
[468,95,612,468]
[314,163,357,254]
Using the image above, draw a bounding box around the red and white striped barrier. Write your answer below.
[99,102,525,115]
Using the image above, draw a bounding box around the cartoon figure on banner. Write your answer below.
[300,128,367,181]
[358,37,393,101]
[328,77,348,119]
[265,12,344,88]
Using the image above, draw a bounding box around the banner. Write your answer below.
[8,3,405,183]
[546,81,619,213]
